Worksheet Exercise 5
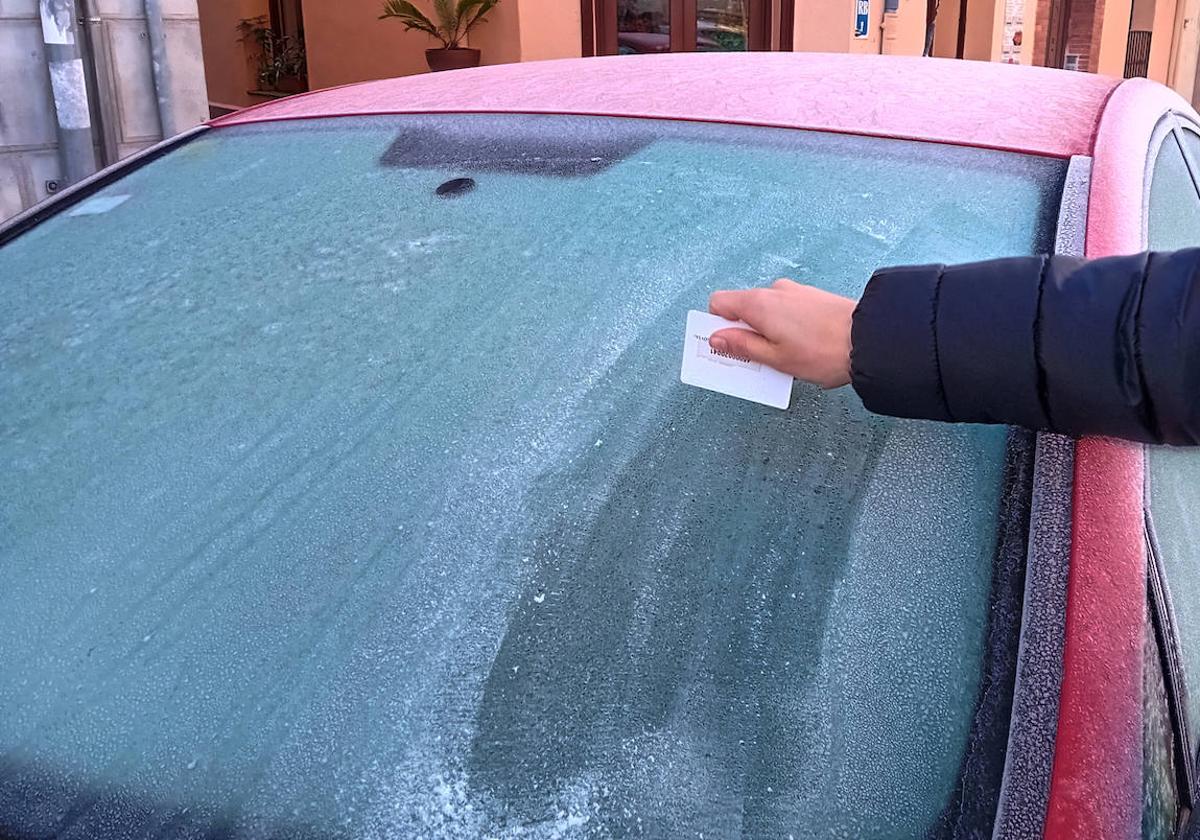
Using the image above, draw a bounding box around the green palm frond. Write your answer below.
[381,0,499,48]
[380,0,445,43]
[456,0,499,37]
[432,0,457,32]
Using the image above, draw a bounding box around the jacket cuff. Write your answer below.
[851,257,1058,430]
[850,264,953,423]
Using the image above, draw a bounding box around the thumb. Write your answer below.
[708,328,777,366]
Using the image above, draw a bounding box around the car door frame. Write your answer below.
[988,158,1086,840]
[1038,79,1200,840]
[1142,110,1200,839]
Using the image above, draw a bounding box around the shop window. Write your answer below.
[590,0,793,54]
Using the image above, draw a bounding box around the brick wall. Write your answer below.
[1029,0,1101,69]
[1066,0,1099,69]
[1031,0,1052,64]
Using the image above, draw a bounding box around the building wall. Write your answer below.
[931,0,961,56]
[973,0,1007,59]
[297,0,577,90]
[847,0,884,52]
[882,0,930,55]
[513,0,583,61]
[927,0,1005,58]
[470,0,522,64]
[1131,0,1156,28]
[1,0,62,218]
[1028,0,1176,81]
[1167,0,1200,99]
[792,0,922,53]
[1066,0,1098,69]
[197,0,267,108]
[301,0,439,89]
[1031,0,1050,62]
[793,0,856,52]
[1019,0,1036,62]
[1146,0,1176,78]
[1094,0,1133,76]
[4,0,209,220]
[199,0,1200,112]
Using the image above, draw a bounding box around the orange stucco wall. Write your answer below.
[470,1,523,65]
[201,0,1200,111]
[932,0,962,55]
[882,0,930,54]
[930,0,1005,59]
[965,0,1006,60]
[298,0,578,90]
[1020,0,1035,63]
[847,0,885,52]
[198,0,270,107]
[1095,0,1134,74]
[1131,0,1156,27]
[798,0,930,56]
[301,0,438,88]
[1147,0,1178,80]
[1167,0,1200,100]
[794,0,860,52]
[516,0,584,61]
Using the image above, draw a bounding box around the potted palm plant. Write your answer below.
[380,0,500,72]
[237,16,308,94]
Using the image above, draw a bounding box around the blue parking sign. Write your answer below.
[854,0,870,37]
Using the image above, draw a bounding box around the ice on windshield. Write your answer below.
[0,115,1064,837]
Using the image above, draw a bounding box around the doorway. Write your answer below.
[583,0,791,55]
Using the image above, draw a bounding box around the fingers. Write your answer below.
[710,281,801,333]
[708,288,768,326]
[708,328,778,366]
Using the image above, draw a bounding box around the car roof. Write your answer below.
[210,52,1124,158]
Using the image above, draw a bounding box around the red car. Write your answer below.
[1,53,1198,840]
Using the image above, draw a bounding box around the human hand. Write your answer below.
[708,279,856,390]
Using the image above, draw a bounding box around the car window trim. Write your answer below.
[1144,113,1200,835]
[0,125,209,249]
[991,154,1088,840]
[1142,114,1190,246]
[1145,497,1198,811]
[1173,119,1200,200]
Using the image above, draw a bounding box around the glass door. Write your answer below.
[590,0,776,54]
[616,0,677,53]
[696,0,755,51]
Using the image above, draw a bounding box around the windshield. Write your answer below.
[0,115,1064,838]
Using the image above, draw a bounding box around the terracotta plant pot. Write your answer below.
[273,75,307,94]
[426,48,481,72]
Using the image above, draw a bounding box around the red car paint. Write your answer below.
[211,54,1200,838]
[1047,77,1192,840]
[211,53,1118,159]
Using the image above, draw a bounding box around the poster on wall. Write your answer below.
[854,0,870,37]
[1001,0,1025,62]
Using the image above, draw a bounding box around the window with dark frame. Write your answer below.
[1146,506,1195,835]
[583,0,796,55]
[268,0,304,42]
[1143,121,1200,836]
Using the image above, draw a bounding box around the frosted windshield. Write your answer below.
[0,115,1064,837]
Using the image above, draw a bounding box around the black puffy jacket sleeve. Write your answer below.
[849,249,1200,445]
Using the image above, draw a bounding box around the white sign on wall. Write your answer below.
[1001,0,1025,63]
[854,0,871,38]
